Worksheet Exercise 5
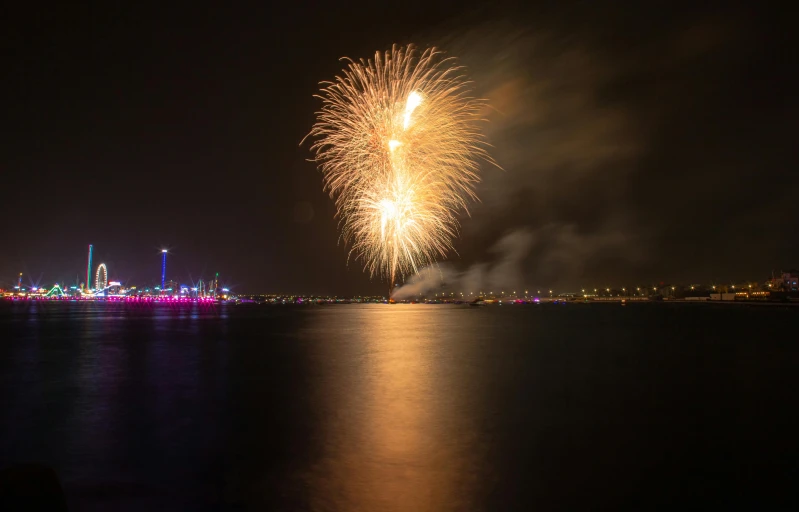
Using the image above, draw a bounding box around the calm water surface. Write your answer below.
[1,301,798,510]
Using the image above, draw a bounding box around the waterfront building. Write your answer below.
[766,270,799,291]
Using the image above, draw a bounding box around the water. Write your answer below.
[1,301,797,510]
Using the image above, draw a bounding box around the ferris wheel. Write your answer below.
[95,263,108,292]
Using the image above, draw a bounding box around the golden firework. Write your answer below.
[307,45,492,288]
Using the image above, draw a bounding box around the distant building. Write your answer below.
[767,270,799,291]
[164,280,179,295]
[108,281,122,296]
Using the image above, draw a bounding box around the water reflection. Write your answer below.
[65,312,127,481]
[306,305,484,512]
[4,301,799,509]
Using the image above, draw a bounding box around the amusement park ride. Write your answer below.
[3,244,229,302]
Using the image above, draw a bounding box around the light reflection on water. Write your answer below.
[304,305,485,511]
[1,301,798,510]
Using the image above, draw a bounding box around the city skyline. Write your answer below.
[2,244,231,293]
[3,240,795,297]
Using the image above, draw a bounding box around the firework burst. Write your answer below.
[307,45,492,289]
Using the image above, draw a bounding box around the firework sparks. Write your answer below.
[306,45,493,289]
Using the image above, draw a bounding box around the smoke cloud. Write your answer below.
[391,229,533,299]
[391,20,649,295]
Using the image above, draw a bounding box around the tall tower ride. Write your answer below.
[161,249,168,289]
[86,244,93,290]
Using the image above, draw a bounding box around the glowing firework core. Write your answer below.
[307,45,492,286]
[403,91,423,130]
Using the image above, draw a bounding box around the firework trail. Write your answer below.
[306,45,492,291]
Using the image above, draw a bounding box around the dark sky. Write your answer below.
[2,1,795,294]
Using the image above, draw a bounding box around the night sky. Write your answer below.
[2,1,795,294]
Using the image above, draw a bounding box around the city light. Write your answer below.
[4,240,793,305]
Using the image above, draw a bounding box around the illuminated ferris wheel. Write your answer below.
[95,263,108,292]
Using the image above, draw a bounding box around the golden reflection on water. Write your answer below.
[305,305,482,512]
